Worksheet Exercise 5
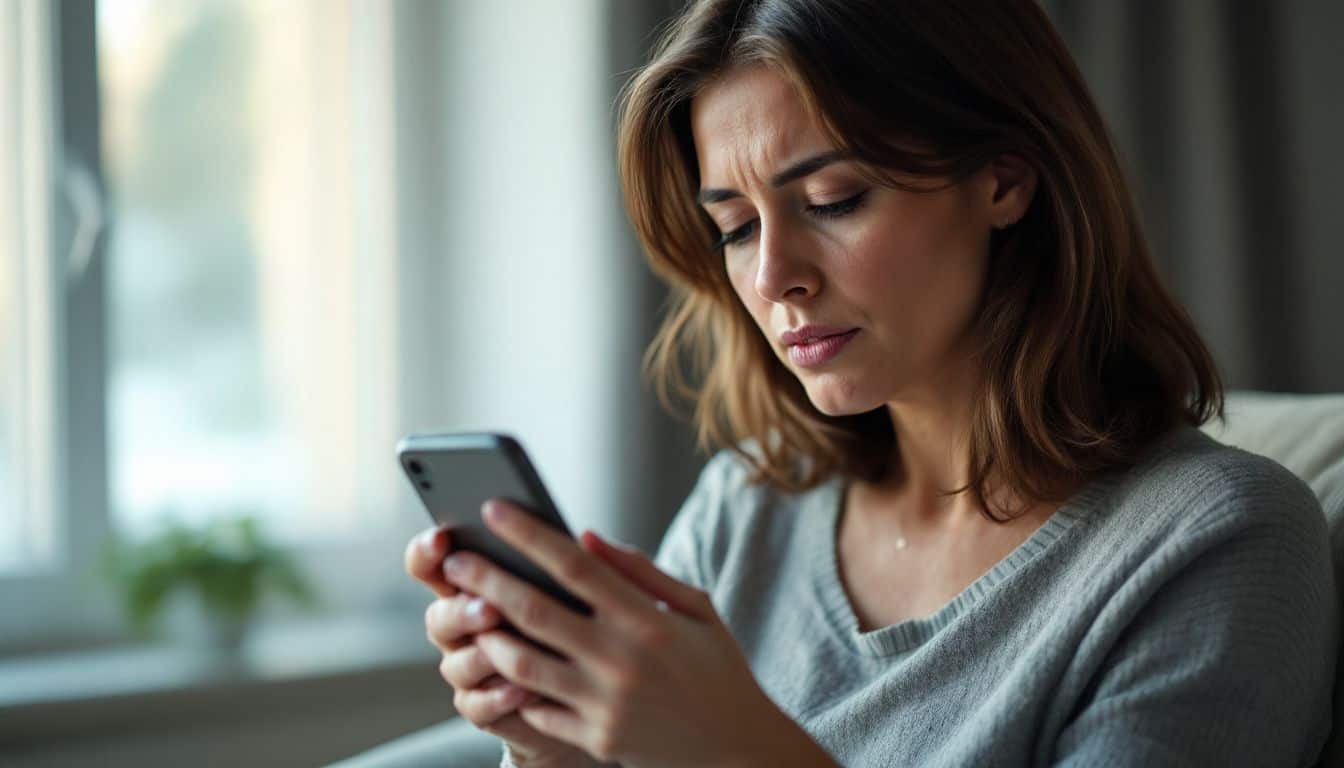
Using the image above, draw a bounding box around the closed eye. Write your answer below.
[712,190,869,250]
[716,219,758,249]
[807,190,868,219]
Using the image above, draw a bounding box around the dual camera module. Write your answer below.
[406,458,432,492]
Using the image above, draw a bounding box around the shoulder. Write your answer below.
[653,441,835,590]
[1077,424,1331,604]
[1115,425,1326,541]
[1056,427,1338,764]
[668,443,801,547]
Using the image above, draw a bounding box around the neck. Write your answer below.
[872,345,985,527]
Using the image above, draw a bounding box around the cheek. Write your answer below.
[842,203,985,309]
[726,260,766,322]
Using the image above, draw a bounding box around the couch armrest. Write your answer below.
[332,716,504,768]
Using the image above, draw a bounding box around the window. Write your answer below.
[2,0,620,652]
[98,0,399,541]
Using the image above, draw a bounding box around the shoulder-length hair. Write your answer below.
[616,0,1223,521]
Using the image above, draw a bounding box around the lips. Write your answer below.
[785,328,860,368]
[779,325,858,347]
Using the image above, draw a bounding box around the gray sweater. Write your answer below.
[652,425,1338,766]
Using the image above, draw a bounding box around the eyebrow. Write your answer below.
[696,149,849,205]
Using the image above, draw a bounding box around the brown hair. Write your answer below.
[617,0,1223,521]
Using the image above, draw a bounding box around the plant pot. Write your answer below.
[203,610,250,655]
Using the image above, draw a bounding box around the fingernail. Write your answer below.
[483,500,508,523]
[418,527,442,557]
[600,532,637,552]
[442,554,464,577]
[465,597,486,619]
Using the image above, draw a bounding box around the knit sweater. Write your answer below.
[652,425,1338,766]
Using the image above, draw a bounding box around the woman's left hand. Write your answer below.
[437,498,805,768]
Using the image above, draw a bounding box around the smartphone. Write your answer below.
[396,432,591,616]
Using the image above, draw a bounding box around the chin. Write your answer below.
[802,375,884,417]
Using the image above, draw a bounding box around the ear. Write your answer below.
[985,153,1037,230]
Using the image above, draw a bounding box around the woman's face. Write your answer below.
[690,65,1030,416]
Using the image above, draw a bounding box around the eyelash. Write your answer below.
[714,190,869,249]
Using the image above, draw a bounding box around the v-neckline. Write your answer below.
[807,471,1117,657]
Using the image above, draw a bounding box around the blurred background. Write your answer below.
[1,0,1340,765]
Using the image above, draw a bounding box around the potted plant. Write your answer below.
[101,514,317,653]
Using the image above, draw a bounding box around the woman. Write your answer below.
[405,1,1338,765]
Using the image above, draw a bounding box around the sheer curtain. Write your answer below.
[0,0,61,577]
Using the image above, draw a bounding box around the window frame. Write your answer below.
[0,0,121,652]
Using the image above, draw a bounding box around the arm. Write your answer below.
[1053,491,1339,766]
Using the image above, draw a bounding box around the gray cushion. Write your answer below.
[1199,390,1344,768]
[1200,391,1344,531]
[325,716,501,768]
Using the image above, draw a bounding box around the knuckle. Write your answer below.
[630,618,669,648]
[423,599,453,639]
[508,649,538,683]
[439,648,469,687]
[463,645,493,683]
[517,596,549,631]
[456,689,493,726]
[557,552,592,585]
[453,689,480,722]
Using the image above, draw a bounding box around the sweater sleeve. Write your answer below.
[1052,470,1339,767]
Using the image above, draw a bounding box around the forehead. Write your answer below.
[689,65,829,184]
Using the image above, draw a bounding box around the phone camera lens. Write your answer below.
[407,459,424,475]
[418,480,432,492]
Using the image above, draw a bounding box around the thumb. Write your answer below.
[579,530,713,620]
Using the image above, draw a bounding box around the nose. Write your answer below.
[753,216,820,303]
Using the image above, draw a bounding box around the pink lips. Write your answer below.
[782,326,860,368]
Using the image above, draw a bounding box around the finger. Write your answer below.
[475,629,591,711]
[516,700,602,761]
[478,709,571,752]
[405,526,458,598]
[425,594,501,653]
[580,531,714,620]
[440,642,505,690]
[453,677,532,726]
[439,550,597,661]
[479,499,652,617]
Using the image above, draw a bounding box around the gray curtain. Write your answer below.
[1043,0,1344,393]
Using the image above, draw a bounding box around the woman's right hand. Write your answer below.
[405,526,594,767]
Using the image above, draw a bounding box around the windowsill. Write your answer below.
[1,611,460,764]
[0,610,438,710]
